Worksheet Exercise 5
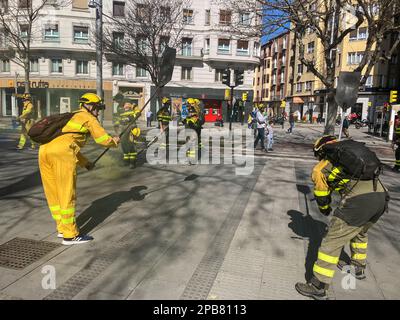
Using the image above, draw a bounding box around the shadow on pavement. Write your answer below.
[77,186,148,235]
[287,210,327,281]
[0,170,41,198]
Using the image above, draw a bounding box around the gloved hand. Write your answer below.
[85,162,95,171]
[320,207,332,216]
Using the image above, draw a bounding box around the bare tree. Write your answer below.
[226,0,400,134]
[102,0,191,104]
[0,0,70,94]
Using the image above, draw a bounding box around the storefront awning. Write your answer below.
[293,96,304,104]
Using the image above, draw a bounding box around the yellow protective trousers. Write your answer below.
[18,120,36,149]
[39,139,79,239]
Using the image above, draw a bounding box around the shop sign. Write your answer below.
[17,80,49,88]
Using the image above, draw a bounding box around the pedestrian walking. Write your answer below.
[295,135,389,300]
[342,115,351,138]
[392,111,400,172]
[254,106,267,151]
[287,112,295,134]
[146,109,153,127]
[265,120,274,151]
[38,93,120,245]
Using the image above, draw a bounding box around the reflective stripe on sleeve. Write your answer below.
[318,251,339,264]
[351,242,367,249]
[95,134,111,143]
[313,264,335,278]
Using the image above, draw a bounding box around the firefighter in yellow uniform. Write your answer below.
[157,97,172,150]
[295,135,388,300]
[183,98,203,162]
[120,101,141,168]
[17,93,36,150]
[38,93,120,245]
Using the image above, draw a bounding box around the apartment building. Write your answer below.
[253,32,290,116]
[0,0,260,122]
[107,0,260,122]
[286,25,400,121]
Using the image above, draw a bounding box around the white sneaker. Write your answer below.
[62,235,93,246]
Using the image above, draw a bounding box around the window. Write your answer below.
[350,27,368,41]
[358,27,367,39]
[307,42,315,54]
[113,32,124,48]
[136,67,147,77]
[390,54,398,64]
[205,9,210,25]
[137,36,148,52]
[204,38,210,54]
[19,0,29,9]
[0,59,10,72]
[183,9,194,24]
[219,10,231,25]
[296,82,303,92]
[239,12,250,26]
[253,42,260,57]
[51,59,63,73]
[30,58,39,72]
[282,37,287,49]
[266,74,270,83]
[160,6,171,20]
[267,59,270,68]
[112,62,124,76]
[181,66,192,80]
[113,1,125,17]
[44,24,59,41]
[181,38,192,56]
[73,26,89,44]
[76,60,88,74]
[218,39,230,54]
[305,81,312,91]
[159,36,169,52]
[0,0,9,12]
[347,52,364,65]
[215,68,224,82]
[236,40,249,55]
[297,63,303,74]
[20,25,28,39]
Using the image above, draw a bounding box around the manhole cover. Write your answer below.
[0,238,61,270]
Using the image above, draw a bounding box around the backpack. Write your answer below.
[28,112,82,144]
[322,140,382,181]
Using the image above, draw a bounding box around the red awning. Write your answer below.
[293,96,305,104]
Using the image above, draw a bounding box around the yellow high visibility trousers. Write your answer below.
[39,140,79,239]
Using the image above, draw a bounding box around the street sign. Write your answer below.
[335,71,361,110]
[390,90,398,104]
[224,89,231,100]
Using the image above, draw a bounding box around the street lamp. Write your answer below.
[88,0,104,124]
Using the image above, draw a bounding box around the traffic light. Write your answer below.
[242,92,248,101]
[234,70,244,87]
[389,90,398,104]
[222,69,231,86]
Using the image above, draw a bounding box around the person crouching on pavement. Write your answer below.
[39,93,120,245]
[295,135,389,300]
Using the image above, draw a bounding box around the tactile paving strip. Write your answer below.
[180,165,263,300]
[0,238,61,270]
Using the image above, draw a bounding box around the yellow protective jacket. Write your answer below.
[157,106,171,122]
[53,108,118,168]
[19,101,35,121]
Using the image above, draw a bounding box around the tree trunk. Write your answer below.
[24,58,30,94]
[324,89,337,135]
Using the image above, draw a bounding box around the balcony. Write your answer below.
[176,47,204,61]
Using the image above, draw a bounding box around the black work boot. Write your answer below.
[295,277,328,300]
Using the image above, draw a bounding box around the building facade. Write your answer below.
[253,32,290,117]
[0,0,260,123]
